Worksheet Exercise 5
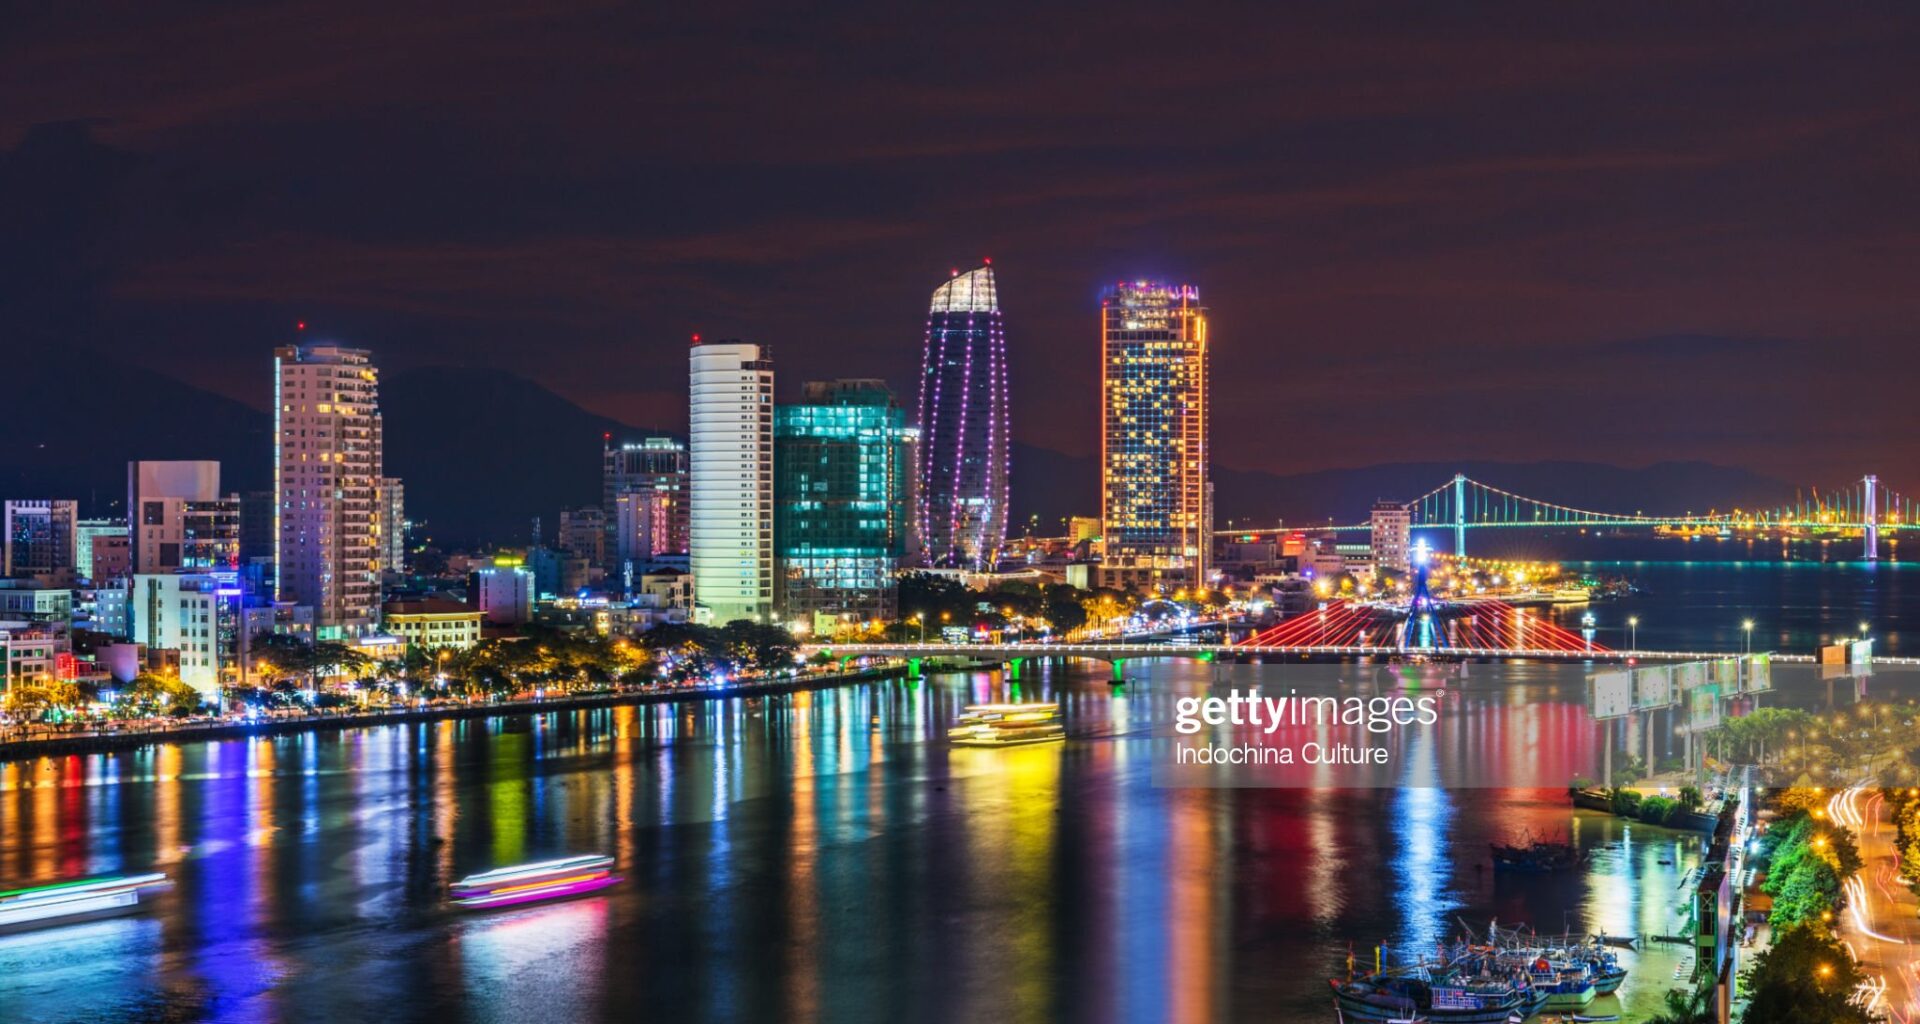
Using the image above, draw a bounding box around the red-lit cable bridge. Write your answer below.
[1234,599,1604,653]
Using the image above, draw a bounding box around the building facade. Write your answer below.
[613,490,678,568]
[474,562,533,625]
[1370,501,1412,575]
[0,628,61,691]
[379,477,406,575]
[1099,281,1211,592]
[3,499,78,581]
[130,572,243,700]
[774,379,911,624]
[129,461,241,575]
[274,344,385,637]
[603,436,689,562]
[74,518,127,582]
[381,599,484,650]
[557,506,607,566]
[0,581,73,631]
[689,340,774,624]
[914,264,1010,570]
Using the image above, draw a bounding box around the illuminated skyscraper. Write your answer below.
[689,339,774,624]
[274,343,384,636]
[1099,281,1210,591]
[775,379,911,624]
[914,264,1009,569]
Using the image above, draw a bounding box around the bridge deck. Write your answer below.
[815,643,1916,665]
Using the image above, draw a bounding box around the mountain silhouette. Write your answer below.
[0,354,1793,547]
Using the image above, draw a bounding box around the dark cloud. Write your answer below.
[4,2,1920,492]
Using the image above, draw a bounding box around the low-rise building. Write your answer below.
[0,627,62,691]
[475,562,534,625]
[75,518,128,581]
[382,599,484,650]
[0,581,74,631]
[130,573,243,700]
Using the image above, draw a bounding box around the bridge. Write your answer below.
[1218,472,1914,559]
[817,641,1920,680]
[820,641,1757,682]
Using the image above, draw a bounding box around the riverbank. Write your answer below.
[0,663,906,762]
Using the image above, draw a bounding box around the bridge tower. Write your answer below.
[1865,474,1879,560]
[1452,473,1467,558]
[1399,539,1445,650]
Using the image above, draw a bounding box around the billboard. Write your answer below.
[1674,661,1708,694]
[1591,670,1633,720]
[1712,657,1742,694]
[1634,665,1674,708]
[1746,653,1772,693]
[1689,684,1721,732]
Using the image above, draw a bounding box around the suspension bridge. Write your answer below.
[1220,472,1915,559]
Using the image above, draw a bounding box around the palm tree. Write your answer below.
[1644,985,1712,1024]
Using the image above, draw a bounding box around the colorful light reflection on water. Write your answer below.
[1,662,1705,1022]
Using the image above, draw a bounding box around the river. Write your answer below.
[3,659,1710,1023]
[12,551,1917,1023]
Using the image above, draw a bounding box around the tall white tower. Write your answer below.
[274,343,384,637]
[689,339,774,624]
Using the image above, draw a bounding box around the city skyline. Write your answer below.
[8,10,1920,1023]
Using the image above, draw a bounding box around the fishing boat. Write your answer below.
[449,854,619,910]
[1329,945,1544,1023]
[948,703,1065,747]
[0,873,169,930]
[1489,833,1578,873]
[1504,953,1595,1009]
[1464,921,1629,999]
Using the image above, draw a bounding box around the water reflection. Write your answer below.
[3,661,1710,1022]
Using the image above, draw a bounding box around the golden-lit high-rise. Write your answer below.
[1099,281,1210,592]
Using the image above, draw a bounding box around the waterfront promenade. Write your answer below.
[0,663,904,761]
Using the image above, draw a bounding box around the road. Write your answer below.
[1830,785,1917,1021]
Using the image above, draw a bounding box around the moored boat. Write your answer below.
[1506,954,1595,1009]
[1329,951,1543,1023]
[449,854,619,910]
[1461,921,1630,1002]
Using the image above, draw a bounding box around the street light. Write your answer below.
[1628,615,1639,653]
[911,613,925,644]
[1742,619,1755,657]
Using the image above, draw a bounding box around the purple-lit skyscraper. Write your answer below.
[914,264,1009,569]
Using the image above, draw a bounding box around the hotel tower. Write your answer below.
[1099,281,1210,591]
[689,339,775,624]
[913,264,1010,569]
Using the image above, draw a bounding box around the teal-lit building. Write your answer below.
[774,380,912,625]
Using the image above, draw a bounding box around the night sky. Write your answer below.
[5,3,1919,487]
